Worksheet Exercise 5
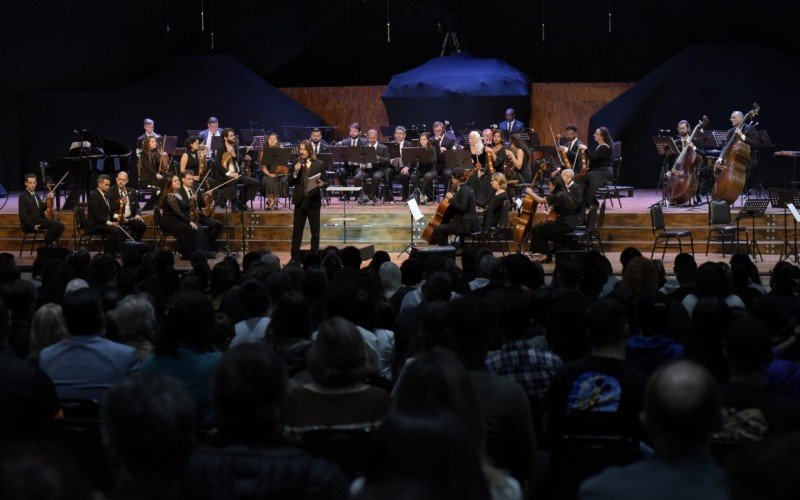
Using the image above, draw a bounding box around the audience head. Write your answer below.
[306,317,366,389]
[102,373,196,482]
[155,288,215,356]
[61,288,103,336]
[674,252,697,284]
[446,296,495,370]
[400,258,424,286]
[696,262,731,298]
[110,294,155,345]
[212,345,287,444]
[502,253,531,287]
[724,315,773,376]
[621,256,659,296]
[379,261,402,297]
[421,271,452,302]
[0,443,96,500]
[586,298,629,351]
[620,246,642,272]
[268,291,311,341]
[28,303,68,360]
[238,279,270,318]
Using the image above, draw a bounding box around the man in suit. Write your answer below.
[289,140,326,259]
[136,118,161,145]
[432,167,479,246]
[309,128,330,156]
[198,116,221,157]
[715,110,759,177]
[382,126,414,201]
[39,288,140,402]
[180,169,224,252]
[215,127,260,211]
[432,121,458,189]
[558,124,582,170]
[107,172,146,242]
[499,108,524,138]
[19,173,64,247]
[88,174,126,255]
[334,122,368,200]
[360,129,390,203]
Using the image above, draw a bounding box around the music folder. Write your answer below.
[306,173,323,194]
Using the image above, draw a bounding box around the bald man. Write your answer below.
[579,360,728,500]
[108,172,147,242]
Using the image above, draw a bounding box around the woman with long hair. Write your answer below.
[525,174,580,263]
[466,130,492,207]
[506,134,532,184]
[579,126,614,207]
[417,132,439,204]
[158,175,209,259]
[258,132,288,210]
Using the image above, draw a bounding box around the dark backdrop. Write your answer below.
[4,0,800,189]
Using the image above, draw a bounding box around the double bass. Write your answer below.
[712,103,760,204]
[666,115,709,204]
[512,162,549,252]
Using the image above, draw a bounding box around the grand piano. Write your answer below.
[49,129,132,208]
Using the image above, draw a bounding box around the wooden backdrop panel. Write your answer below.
[530,83,635,145]
[279,83,635,143]
[278,86,389,140]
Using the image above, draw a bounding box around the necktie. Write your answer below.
[102,193,109,210]
[33,192,40,209]
[314,143,319,154]
[352,139,356,147]
[508,121,513,131]
[187,188,193,198]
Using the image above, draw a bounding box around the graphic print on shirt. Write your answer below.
[566,372,622,413]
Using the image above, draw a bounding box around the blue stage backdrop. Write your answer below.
[589,43,800,189]
[15,55,322,189]
[381,53,530,134]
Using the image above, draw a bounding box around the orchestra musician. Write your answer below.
[258,132,289,210]
[197,117,221,157]
[179,136,203,180]
[579,127,614,207]
[525,169,583,263]
[558,125,581,170]
[482,128,493,147]
[290,140,326,259]
[481,172,508,232]
[498,108,523,138]
[19,173,65,247]
[107,172,146,242]
[431,120,458,190]
[136,118,161,144]
[309,128,330,156]
[715,110,758,176]
[359,129,390,201]
[215,128,260,211]
[159,174,210,259]
[87,175,126,256]
[506,134,532,184]
[180,170,223,252]
[416,132,439,204]
[675,119,707,205]
[466,131,491,207]
[138,136,168,190]
[335,123,368,200]
[431,167,479,246]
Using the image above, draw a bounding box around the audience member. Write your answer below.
[229,279,271,347]
[626,292,684,375]
[0,278,36,358]
[109,294,155,362]
[27,303,68,364]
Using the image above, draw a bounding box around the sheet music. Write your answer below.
[788,203,800,222]
[306,173,323,194]
[407,198,424,221]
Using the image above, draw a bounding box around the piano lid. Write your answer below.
[68,129,132,158]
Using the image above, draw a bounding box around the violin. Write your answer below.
[574,149,589,181]
[43,171,69,221]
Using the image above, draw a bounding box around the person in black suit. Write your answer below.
[498,108,524,138]
[197,117,221,156]
[180,170,223,252]
[715,110,759,178]
[107,172,146,242]
[335,123,368,199]
[580,127,614,207]
[359,129,390,202]
[215,128,260,211]
[88,175,126,255]
[556,124,581,171]
[377,126,414,201]
[19,173,65,247]
[309,128,330,156]
[289,140,326,259]
[525,174,581,263]
[135,118,161,145]
[432,168,479,246]
[431,120,458,191]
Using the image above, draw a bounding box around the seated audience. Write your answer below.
[27,303,68,364]
[626,292,684,375]
[109,294,155,362]
[229,279,271,347]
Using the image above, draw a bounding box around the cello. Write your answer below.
[512,162,549,252]
[712,103,760,204]
[666,115,709,204]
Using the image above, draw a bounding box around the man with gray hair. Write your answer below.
[715,109,758,176]
[111,294,156,362]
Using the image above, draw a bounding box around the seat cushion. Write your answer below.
[660,230,692,237]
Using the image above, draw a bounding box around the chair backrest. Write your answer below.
[709,199,732,225]
[498,199,512,229]
[611,141,622,180]
[584,205,599,233]
[650,203,666,233]
[73,203,89,231]
[297,427,375,480]
[551,434,643,498]
[153,206,162,228]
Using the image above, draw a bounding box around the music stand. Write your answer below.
[711,130,728,149]
[186,129,203,138]
[261,147,291,169]
[768,187,800,262]
[238,128,265,144]
[652,136,680,207]
[443,150,472,170]
[401,147,424,200]
[736,198,769,262]
[157,135,178,155]
[752,130,773,149]
[379,126,394,140]
[385,143,401,160]
[209,136,223,156]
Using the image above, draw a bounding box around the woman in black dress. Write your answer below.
[159,175,208,259]
[525,175,579,263]
[506,134,532,184]
[466,130,491,207]
[482,172,508,231]
[579,126,614,207]
[259,133,289,210]
[417,132,439,204]
[179,136,202,181]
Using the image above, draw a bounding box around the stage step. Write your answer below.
[0,208,795,256]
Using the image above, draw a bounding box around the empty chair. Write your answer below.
[706,199,746,256]
[649,203,694,259]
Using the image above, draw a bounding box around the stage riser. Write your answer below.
[1,211,796,256]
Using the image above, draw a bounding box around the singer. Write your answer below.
[289,140,326,260]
